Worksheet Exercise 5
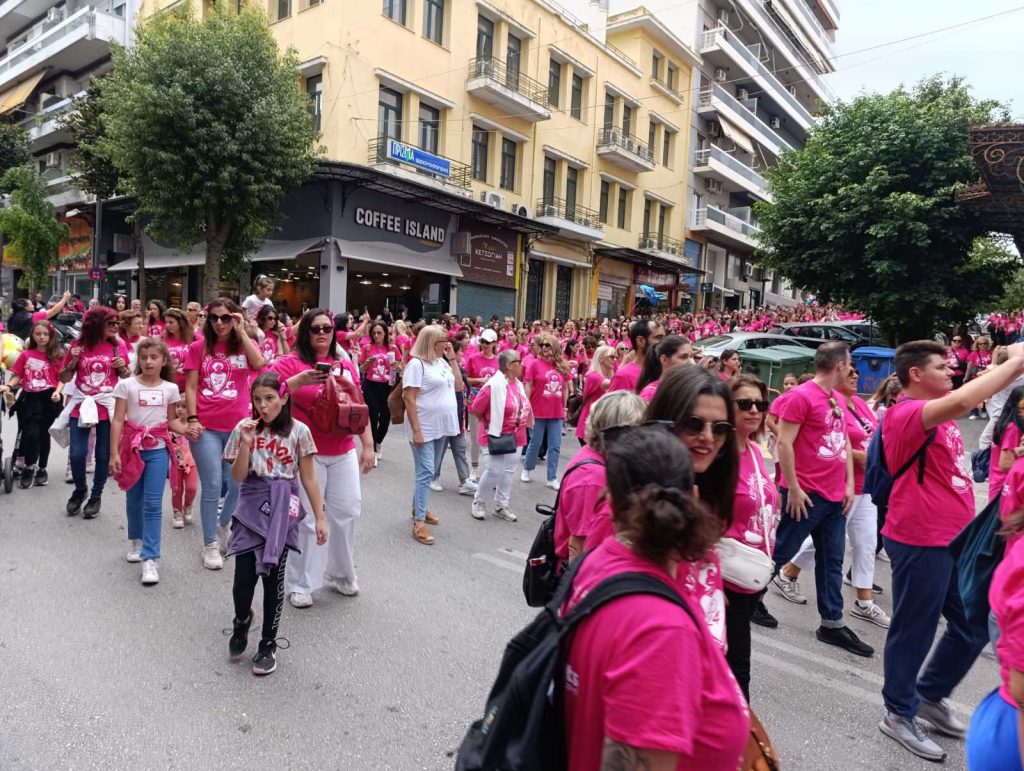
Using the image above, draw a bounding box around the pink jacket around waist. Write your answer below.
[114,420,172,491]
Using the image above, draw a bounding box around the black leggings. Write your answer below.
[724,587,760,703]
[362,380,392,447]
[17,390,60,469]
[232,550,289,642]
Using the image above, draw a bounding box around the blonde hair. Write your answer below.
[994,345,1009,366]
[394,320,409,337]
[410,324,447,362]
[585,391,647,446]
[590,344,616,373]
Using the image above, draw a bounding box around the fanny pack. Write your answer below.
[716,445,777,591]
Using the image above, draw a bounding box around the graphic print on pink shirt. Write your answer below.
[362,343,393,383]
[13,350,58,391]
[777,380,848,502]
[526,358,566,419]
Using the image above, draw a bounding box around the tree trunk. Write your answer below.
[202,210,231,302]
[133,217,146,308]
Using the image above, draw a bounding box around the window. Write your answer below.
[423,0,444,44]
[476,15,493,60]
[542,156,556,204]
[622,104,632,136]
[658,205,667,238]
[647,121,656,153]
[418,103,440,154]
[506,34,522,80]
[471,125,489,182]
[599,180,609,223]
[500,138,517,191]
[603,91,614,130]
[643,198,652,234]
[277,0,290,19]
[617,188,628,228]
[565,166,578,218]
[547,58,561,107]
[570,73,583,120]
[306,74,322,132]
[378,86,403,141]
[667,63,678,91]
[651,50,663,79]
[383,0,406,24]
[662,131,673,167]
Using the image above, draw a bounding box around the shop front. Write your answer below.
[451,220,518,322]
[593,256,633,319]
[523,238,592,323]
[595,245,704,316]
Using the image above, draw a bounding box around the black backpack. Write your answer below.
[457,553,696,771]
[523,459,605,607]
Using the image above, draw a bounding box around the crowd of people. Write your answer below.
[2,283,1024,769]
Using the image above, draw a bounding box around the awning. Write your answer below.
[718,115,755,155]
[340,240,463,278]
[594,246,705,276]
[706,283,736,297]
[108,235,330,271]
[0,70,46,116]
[529,248,590,269]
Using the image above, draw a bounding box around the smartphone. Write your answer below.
[314,363,331,374]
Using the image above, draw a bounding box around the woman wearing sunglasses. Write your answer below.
[255,305,290,366]
[521,334,571,490]
[184,298,266,571]
[635,335,694,402]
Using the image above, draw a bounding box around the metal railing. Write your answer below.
[694,146,771,196]
[596,126,655,164]
[698,83,794,153]
[535,0,638,69]
[782,0,836,57]
[638,232,684,256]
[650,74,684,101]
[700,26,812,126]
[0,8,118,80]
[692,206,761,239]
[466,57,549,105]
[368,137,471,189]
[535,196,602,230]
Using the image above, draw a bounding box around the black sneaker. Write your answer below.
[751,599,779,629]
[18,467,35,489]
[845,569,883,594]
[33,469,48,486]
[252,640,278,676]
[816,625,874,657]
[66,489,87,516]
[229,611,253,658]
[82,497,102,519]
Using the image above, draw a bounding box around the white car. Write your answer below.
[695,333,811,358]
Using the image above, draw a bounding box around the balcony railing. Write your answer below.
[698,83,794,154]
[784,0,836,55]
[535,197,602,229]
[638,232,684,256]
[466,57,548,105]
[596,126,655,164]
[0,7,112,80]
[692,206,761,239]
[694,146,771,197]
[650,73,684,101]
[700,26,812,126]
[368,137,471,189]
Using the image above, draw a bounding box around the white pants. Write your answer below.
[287,450,361,596]
[474,448,519,510]
[468,413,481,468]
[791,494,878,589]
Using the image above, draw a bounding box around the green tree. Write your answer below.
[97,1,321,300]
[61,79,119,200]
[755,77,1013,342]
[0,166,70,294]
[0,124,31,190]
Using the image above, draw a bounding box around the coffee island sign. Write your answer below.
[354,207,447,245]
[343,188,451,253]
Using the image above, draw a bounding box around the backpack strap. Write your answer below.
[550,458,606,513]
[891,430,936,486]
[560,572,698,634]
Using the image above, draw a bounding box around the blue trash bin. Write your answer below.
[851,347,896,396]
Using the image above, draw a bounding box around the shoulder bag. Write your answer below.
[716,445,777,591]
[486,381,521,455]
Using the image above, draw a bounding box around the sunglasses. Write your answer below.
[105,320,120,327]
[197,312,207,318]
[952,338,962,342]
[540,342,552,348]
[677,415,734,440]
[599,419,677,446]
[827,397,843,419]
[209,313,234,324]
[735,398,770,413]
[309,324,333,335]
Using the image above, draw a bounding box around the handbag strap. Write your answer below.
[552,458,606,513]
[748,444,775,552]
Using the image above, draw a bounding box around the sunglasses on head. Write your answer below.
[309,324,333,335]
[677,415,734,440]
[827,397,843,419]
[209,313,233,324]
[735,398,770,413]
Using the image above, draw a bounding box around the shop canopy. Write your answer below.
[594,245,705,276]
[108,236,331,271]
[0,70,45,116]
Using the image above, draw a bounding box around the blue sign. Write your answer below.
[387,139,451,178]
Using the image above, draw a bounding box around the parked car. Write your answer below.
[695,332,812,358]
[834,321,885,346]
[768,323,866,349]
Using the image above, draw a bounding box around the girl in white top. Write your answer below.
[242,274,276,320]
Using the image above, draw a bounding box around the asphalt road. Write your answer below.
[0,416,997,770]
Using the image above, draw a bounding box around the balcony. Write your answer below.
[368,136,471,192]
[465,57,551,123]
[697,83,793,158]
[18,91,81,149]
[0,0,60,44]
[596,126,656,173]
[694,146,773,203]
[700,26,813,132]
[649,74,684,104]
[45,175,92,208]
[638,232,685,259]
[690,206,760,250]
[535,197,603,242]
[779,0,836,60]
[0,7,126,92]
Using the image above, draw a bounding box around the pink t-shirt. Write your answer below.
[63,339,130,421]
[148,321,165,338]
[990,423,1021,503]
[554,447,607,561]
[638,379,660,402]
[608,360,641,392]
[723,443,779,594]
[777,380,849,502]
[184,340,258,433]
[844,394,877,495]
[271,352,361,456]
[999,460,1024,546]
[11,349,59,392]
[259,330,286,365]
[163,336,191,391]
[361,343,395,384]
[575,371,609,441]
[990,535,1024,706]
[882,398,974,547]
[525,359,567,420]
[465,353,499,385]
[562,539,748,771]
[468,379,530,447]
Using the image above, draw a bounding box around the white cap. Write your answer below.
[480,329,498,343]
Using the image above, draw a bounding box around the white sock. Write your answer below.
[855,599,873,610]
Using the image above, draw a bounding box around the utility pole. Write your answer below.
[91,196,102,301]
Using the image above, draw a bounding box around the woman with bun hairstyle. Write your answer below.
[635,335,694,402]
[562,425,748,770]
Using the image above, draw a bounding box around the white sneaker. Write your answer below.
[520,470,531,483]
[458,479,478,495]
[202,542,224,570]
[852,601,891,628]
[86,460,95,473]
[126,539,143,563]
[217,524,230,556]
[771,574,808,604]
[172,512,185,529]
[876,549,890,563]
[428,480,443,492]
[327,578,360,596]
[141,559,159,585]
[183,505,194,524]
[64,465,73,483]
[373,454,379,468]
[289,592,313,608]
[493,507,518,522]
[545,479,560,491]
[471,500,486,520]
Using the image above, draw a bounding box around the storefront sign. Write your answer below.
[458,221,516,289]
[342,188,452,253]
[387,139,451,178]
[635,267,676,287]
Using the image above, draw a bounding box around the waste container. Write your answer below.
[851,347,897,396]
[739,346,815,395]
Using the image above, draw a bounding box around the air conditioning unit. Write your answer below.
[708,121,721,137]
[578,216,592,228]
[666,244,679,256]
[624,136,636,153]
[705,178,723,194]
[46,7,62,22]
[737,88,749,101]
[479,190,506,209]
[769,116,781,129]
[641,237,656,250]
[714,68,728,82]
[788,85,798,97]
[510,203,530,218]
[718,8,730,24]
[44,151,61,168]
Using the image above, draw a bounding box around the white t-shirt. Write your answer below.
[112,377,181,427]
[242,295,273,320]
[402,357,459,442]
[223,418,317,480]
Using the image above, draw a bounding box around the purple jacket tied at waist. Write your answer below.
[226,475,304,575]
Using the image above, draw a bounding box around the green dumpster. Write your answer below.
[738,346,816,395]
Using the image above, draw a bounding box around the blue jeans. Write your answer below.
[523,418,563,481]
[773,490,846,625]
[433,432,470,482]
[966,689,1021,770]
[882,536,989,719]
[190,429,239,546]
[126,448,169,561]
[410,437,446,520]
[69,417,110,497]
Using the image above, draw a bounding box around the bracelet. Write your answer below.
[187,416,199,422]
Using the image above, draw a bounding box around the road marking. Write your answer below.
[499,548,528,561]
[471,553,524,574]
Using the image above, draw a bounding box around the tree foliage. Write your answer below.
[61,78,120,199]
[0,124,31,191]
[97,2,322,299]
[0,166,70,293]
[755,77,1013,342]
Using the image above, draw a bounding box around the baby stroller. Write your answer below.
[1,331,24,494]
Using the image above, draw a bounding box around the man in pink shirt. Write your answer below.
[878,339,1024,762]
[607,319,663,393]
[772,343,872,656]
